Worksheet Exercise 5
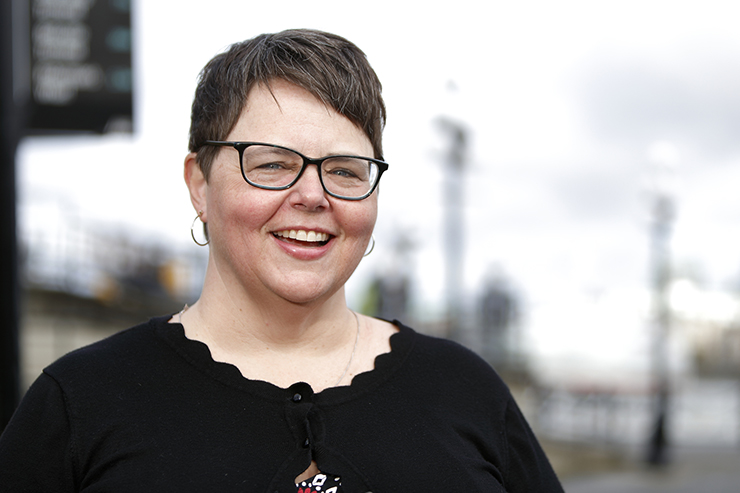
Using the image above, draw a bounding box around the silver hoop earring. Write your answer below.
[363,235,375,257]
[190,211,209,246]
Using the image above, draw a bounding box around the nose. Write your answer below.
[288,164,330,211]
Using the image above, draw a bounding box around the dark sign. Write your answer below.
[27,0,132,133]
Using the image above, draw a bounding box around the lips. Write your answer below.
[272,229,332,246]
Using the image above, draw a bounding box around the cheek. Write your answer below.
[208,187,275,245]
[340,199,377,244]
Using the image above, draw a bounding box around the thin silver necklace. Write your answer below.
[178,305,360,387]
[177,304,188,323]
[334,310,360,387]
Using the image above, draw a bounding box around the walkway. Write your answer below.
[562,447,740,493]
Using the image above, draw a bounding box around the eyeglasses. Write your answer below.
[203,141,389,201]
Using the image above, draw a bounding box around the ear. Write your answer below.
[184,152,208,222]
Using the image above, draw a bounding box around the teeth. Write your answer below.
[275,230,329,242]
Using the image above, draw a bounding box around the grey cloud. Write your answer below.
[572,47,740,159]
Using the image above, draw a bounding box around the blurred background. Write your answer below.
[4,0,740,490]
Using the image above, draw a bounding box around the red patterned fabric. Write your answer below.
[295,472,342,492]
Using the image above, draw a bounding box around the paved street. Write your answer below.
[562,447,740,493]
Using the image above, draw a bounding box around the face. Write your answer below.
[187,80,377,306]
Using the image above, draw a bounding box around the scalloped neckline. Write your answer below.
[154,315,412,403]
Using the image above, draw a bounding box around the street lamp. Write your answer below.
[645,141,678,466]
[435,116,468,341]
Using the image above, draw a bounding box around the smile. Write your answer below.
[273,229,331,246]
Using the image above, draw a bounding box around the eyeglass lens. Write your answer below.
[242,145,380,198]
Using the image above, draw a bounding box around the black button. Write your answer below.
[292,393,302,402]
[303,438,310,448]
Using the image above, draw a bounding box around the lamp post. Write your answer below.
[645,141,678,466]
[436,116,468,341]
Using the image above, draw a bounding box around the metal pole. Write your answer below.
[436,117,467,340]
[0,0,22,432]
[645,194,674,466]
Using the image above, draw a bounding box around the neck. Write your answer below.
[184,265,353,356]
[181,280,360,391]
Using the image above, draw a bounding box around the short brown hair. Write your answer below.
[188,29,386,179]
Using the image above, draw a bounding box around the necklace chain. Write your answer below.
[334,310,360,387]
[178,305,359,387]
[177,304,188,323]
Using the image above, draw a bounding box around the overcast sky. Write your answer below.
[18,0,740,384]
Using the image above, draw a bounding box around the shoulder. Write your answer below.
[43,315,172,388]
[397,321,496,369]
[391,320,511,397]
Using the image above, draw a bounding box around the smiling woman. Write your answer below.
[0,29,563,492]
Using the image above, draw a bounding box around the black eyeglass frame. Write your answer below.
[203,140,389,201]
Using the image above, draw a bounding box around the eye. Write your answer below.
[323,158,370,181]
[328,167,359,178]
[257,161,290,170]
[243,146,303,173]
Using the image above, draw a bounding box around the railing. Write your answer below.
[528,379,740,449]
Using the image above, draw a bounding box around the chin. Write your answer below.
[271,277,347,306]
[279,290,336,306]
[268,263,357,303]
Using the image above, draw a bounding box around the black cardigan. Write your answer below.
[0,316,563,492]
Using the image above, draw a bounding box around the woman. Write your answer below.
[0,29,563,492]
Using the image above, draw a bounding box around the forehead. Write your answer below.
[229,80,372,156]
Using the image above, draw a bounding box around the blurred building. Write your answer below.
[692,323,740,376]
[668,278,740,377]
[478,273,518,365]
[361,231,415,324]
